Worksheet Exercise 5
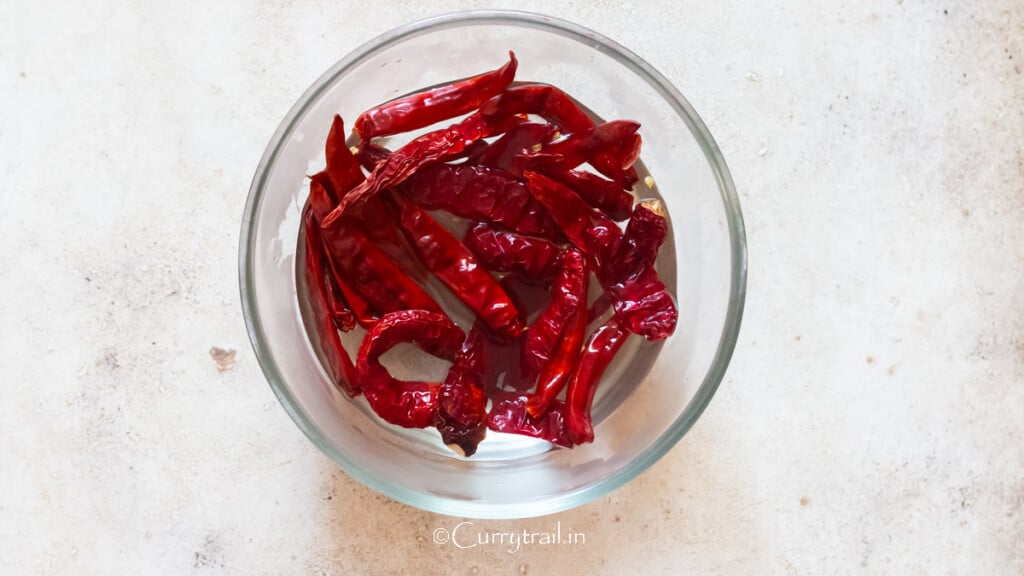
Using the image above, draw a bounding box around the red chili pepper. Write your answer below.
[526,267,589,418]
[308,179,443,317]
[355,310,464,428]
[517,120,641,175]
[521,249,588,378]
[302,206,360,396]
[395,198,525,338]
[354,52,518,139]
[624,201,668,269]
[487,393,574,447]
[324,111,525,225]
[565,317,630,444]
[544,169,634,222]
[526,172,677,340]
[462,222,561,284]
[477,122,557,174]
[323,268,356,332]
[435,327,488,456]
[481,84,639,186]
[325,115,365,195]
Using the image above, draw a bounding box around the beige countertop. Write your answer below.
[2,0,1022,573]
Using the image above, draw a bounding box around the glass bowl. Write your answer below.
[239,10,746,519]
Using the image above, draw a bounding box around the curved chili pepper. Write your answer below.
[545,169,634,222]
[396,198,525,338]
[481,84,639,186]
[462,222,561,284]
[302,206,360,396]
[477,122,557,174]
[324,111,526,224]
[526,268,589,418]
[435,327,488,456]
[624,201,668,269]
[356,310,464,428]
[487,393,573,447]
[517,120,641,175]
[354,52,518,139]
[403,163,559,240]
[565,317,629,444]
[308,179,443,317]
[521,249,587,378]
[526,172,677,340]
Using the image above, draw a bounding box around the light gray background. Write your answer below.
[2,1,1022,574]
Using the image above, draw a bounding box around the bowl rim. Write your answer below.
[239,8,747,519]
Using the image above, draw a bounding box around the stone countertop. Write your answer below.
[2,1,1022,574]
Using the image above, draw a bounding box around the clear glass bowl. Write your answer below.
[239,10,746,519]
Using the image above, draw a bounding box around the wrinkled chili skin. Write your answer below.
[462,222,560,284]
[435,327,488,456]
[517,120,641,174]
[309,179,444,316]
[523,171,623,265]
[565,317,629,444]
[325,115,365,195]
[302,207,360,396]
[624,203,668,269]
[546,169,634,222]
[356,310,465,428]
[324,269,356,332]
[324,111,526,225]
[526,267,589,418]
[521,249,587,377]
[477,122,556,174]
[606,266,677,340]
[481,84,639,185]
[354,52,518,139]
[487,393,574,447]
[402,163,559,240]
[396,199,525,338]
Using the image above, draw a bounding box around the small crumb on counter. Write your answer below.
[800,496,809,506]
[210,347,237,372]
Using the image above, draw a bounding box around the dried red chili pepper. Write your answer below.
[355,310,464,428]
[526,172,677,340]
[354,52,518,139]
[481,84,639,186]
[517,120,641,175]
[624,201,668,269]
[545,169,634,222]
[395,198,525,338]
[325,115,365,195]
[302,206,360,396]
[487,393,573,447]
[323,268,356,332]
[462,222,560,284]
[324,111,526,225]
[435,327,488,456]
[403,163,559,240]
[477,122,557,174]
[521,249,588,378]
[308,179,444,316]
[565,317,630,444]
[526,270,589,418]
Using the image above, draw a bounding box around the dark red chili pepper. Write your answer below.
[477,122,557,174]
[462,222,561,284]
[521,249,587,378]
[565,317,629,444]
[395,199,524,338]
[624,201,668,269]
[487,393,573,447]
[526,172,677,340]
[324,111,526,225]
[325,115,365,195]
[302,206,360,396]
[356,310,464,428]
[545,169,634,222]
[435,327,488,456]
[403,163,560,240]
[308,179,444,316]
[354,52,518,139]
[323,268,356,332]
[517,120,641,175]
[481,84,639,186]
[526,268,589,418]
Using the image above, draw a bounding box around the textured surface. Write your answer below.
[2,0,1023,573]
